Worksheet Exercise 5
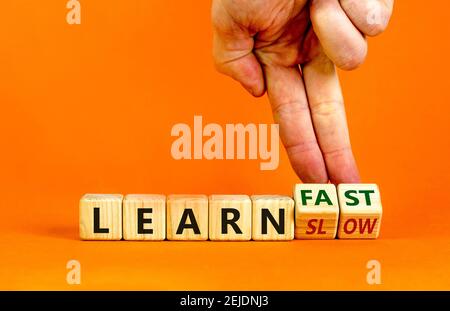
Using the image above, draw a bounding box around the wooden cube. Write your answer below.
[293,184,339,239]
[79,194,123,240]
[337,184,382,239]
[251,195,294,241]
[209,195,252,241]
[123,194,166,241]
[166,195,208,241]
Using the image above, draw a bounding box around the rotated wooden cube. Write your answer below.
[337,184,382,239]
[209,195,252,241]
[166,195,208,241]
[251,195,294,241]
[79,194,123,240]
[123,194,166,241]
[294,184,339,239]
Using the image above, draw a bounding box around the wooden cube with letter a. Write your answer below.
[123,194,166,241]
[167,195,208,241]
[294,184,339,239]
[79,194,123,240]
[251,195,294,241]
[209,195,252,241]
[337,184,382,239]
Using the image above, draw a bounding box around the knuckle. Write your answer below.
[337,46,367,70]
[271,98,309,124]
[310,100,343,118]
[364,11,390,36]
[285,139,319,157]
[323,145,352,158]
[365,23,387,37]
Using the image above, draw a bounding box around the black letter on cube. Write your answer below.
[93,207,109,233]
[221,208,242,234]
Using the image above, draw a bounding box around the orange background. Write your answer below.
[0,1,449,290]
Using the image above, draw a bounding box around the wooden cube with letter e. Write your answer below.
[123,194,166,241]
[293,184,339,239]
[337,184,382,239]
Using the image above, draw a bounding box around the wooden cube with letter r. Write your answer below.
[337,184,382,239]
[251,195,294,241]
[79,194,123,240]
[209,195,252,241]
[293,184,339,239]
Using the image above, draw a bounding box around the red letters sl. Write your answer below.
[306,219,326,235]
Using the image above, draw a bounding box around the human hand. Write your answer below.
[212,0,393,183]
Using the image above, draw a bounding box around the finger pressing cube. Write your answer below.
[337,184,382,239]
[294,184,339,239]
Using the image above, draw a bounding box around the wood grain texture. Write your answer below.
[293,184,339,239]
[209,195,252,241]
[166,195,208,241]
[251,195,294,241]
[123,194,166,241]
[337,184,382,239]
[79,194,123,240]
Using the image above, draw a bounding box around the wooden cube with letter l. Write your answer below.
[209,195,252,241]
[79,194,123,240]
[251,195,294,241]
[167,195,208,241]
[123,194,166,241]
[337,184,382,239]
[293,184,339,239]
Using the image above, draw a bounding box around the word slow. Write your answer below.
[79,184,382,241]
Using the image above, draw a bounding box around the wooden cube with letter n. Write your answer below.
[167,195,208,241]
[209,195,252,241]
[294,184,339,239]
[79,194,123,240]
[251,195,294,241]
[337,184,382,239]
[123,194,166,241]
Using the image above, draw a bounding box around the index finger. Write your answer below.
[302,51,361,184]
[310,0,368,70]
[264,64,329,183]
[340,0,394,36]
